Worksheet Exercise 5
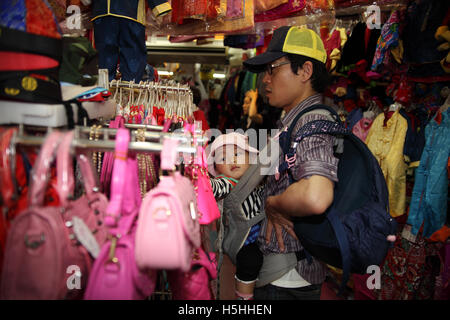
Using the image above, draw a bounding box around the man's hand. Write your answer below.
[265,195,298,252]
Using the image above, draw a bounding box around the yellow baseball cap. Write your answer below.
[244,26,327,72]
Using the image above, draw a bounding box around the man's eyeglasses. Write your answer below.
[265,61,290,75]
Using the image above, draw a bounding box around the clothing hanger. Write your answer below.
[115,79,124,116]
[111,79,118,103]
[147,83,154,114]
[136,81,144,107]
[440,94,450,112]
[363,110,375,120]
[167,89,174,119]
[124,80,134,121]
[388,101,402,112]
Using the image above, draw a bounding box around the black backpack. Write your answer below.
[278,104,398,292]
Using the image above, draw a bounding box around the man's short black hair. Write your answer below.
[286,53,331,93]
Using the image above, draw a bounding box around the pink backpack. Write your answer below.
[84,128,156,300]
[135,138,201,273]
[0,130,106,299]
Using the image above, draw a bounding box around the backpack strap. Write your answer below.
[278,104,342,183]
[216,174,239,187]
[285,104,341,148]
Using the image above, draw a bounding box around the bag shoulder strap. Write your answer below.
[216,175,239,186]
[285,104,341,142]
[104,128,130,228]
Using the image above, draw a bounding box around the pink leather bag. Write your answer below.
[135,138,201,273]
[84,128,156,300]
[0,131,100,299]
[167,248,217,300]
[192,145,221,225]
[100,115,125,197]
[56,131,108,250]
[184,123,220,225]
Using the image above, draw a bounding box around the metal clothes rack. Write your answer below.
[109,80,192,92]
[14,124,205,155]
[334,1,408,18]
[74,125,207,144]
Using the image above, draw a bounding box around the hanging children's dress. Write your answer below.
[365,109,408,217]
[406,109,450,238]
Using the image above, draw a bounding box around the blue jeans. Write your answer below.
[254,283,322,300]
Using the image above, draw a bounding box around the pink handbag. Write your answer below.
[192,145,221,225]
[184,123,220,225]
[56,131,108,250]
[84,128,156,300]
[100,115,125,197]
[167,248,217,300]
[135,138,201,273]
[0,131,102,299]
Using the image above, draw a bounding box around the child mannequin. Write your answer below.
[207,132,264,300]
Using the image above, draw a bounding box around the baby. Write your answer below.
[207,132,264,300]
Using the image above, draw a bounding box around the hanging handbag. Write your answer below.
[0,128,62,282]
[184,123,220,225]
[1,130,102,299]
[100,115,125,197]
[191,145,221,225]
[56,131,108,250]
[0,128,18,280]
[167,247,218,300]
[1,131,62,300]
[84,128,156,300]
[135,137,201,273]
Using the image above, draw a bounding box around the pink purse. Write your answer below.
[84,128,156,300]
[167,248,218,300]
[135,138,201,273]
[192,145,221,225]
[185,123,220,225]
[1,130,104,299]
[100,115,125,197]
[56,131,108,250]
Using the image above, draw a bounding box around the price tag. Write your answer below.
[98,69,109,90]
[72,216,100,258]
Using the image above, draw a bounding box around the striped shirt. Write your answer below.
[210,176,265,245]
[257,94,339,284]
[210,176,265,220]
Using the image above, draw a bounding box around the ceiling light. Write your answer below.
[158,71,173,76]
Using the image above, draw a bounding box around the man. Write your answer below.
[242,26,338,300]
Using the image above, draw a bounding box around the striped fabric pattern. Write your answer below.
[211,176,264,221]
